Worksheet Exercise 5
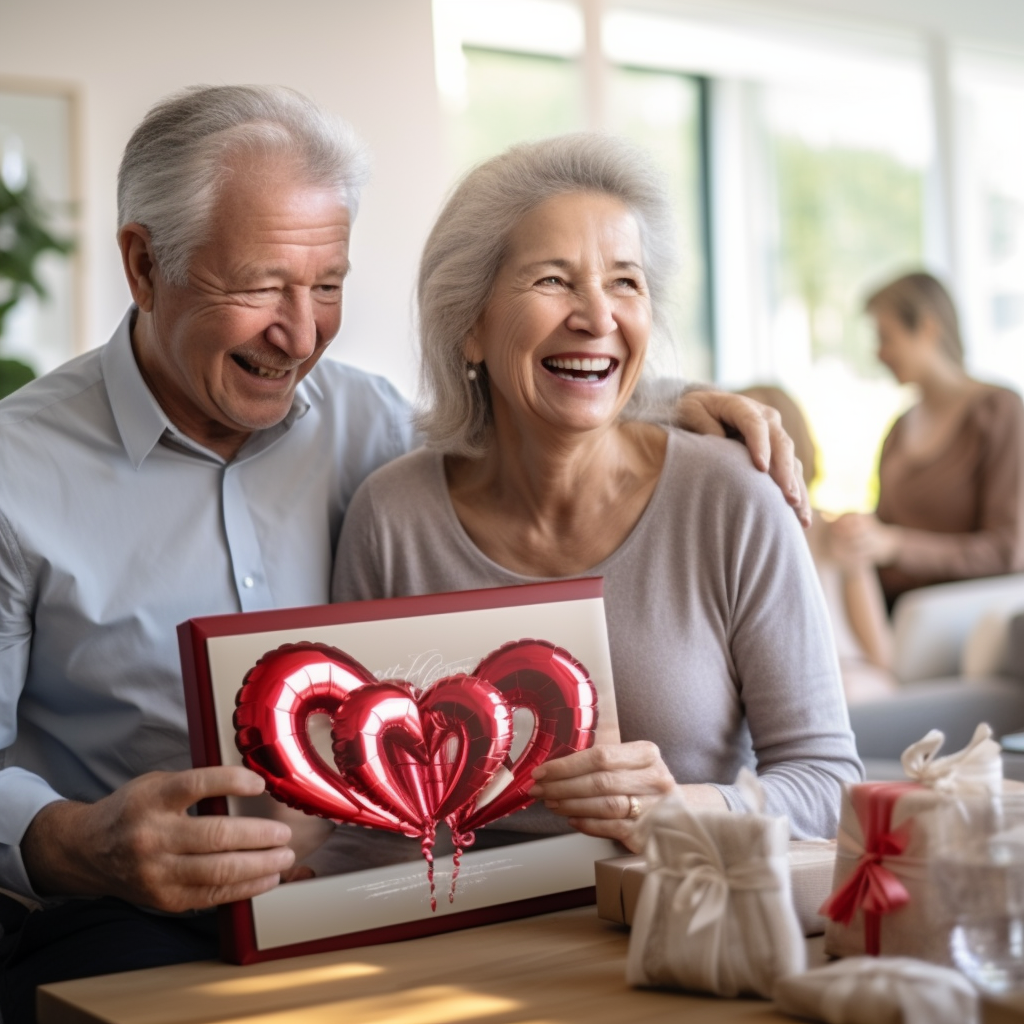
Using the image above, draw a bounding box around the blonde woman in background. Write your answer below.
[831,272,1024,609]
[740,386,897,705]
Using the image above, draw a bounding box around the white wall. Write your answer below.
[1,0,447,397]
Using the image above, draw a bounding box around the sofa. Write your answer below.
[847,573,1024,781]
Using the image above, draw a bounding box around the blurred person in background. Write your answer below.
[740,386,896,704]
[831,271,1024,610]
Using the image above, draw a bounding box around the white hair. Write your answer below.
[117,84,370,285]
[416,132,679,457]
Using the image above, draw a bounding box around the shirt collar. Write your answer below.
[102,307,315,469]
[102,308,172,469]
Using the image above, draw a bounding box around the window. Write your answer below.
[450,47,584,174]
[759,72,929,510]
[607,67,711,381]
[434,1,1004,515]
[434,0,714,381]
[955,55,1024,392]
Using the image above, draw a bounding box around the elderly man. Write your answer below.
[0,85,804,1017]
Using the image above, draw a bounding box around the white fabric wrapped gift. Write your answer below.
[773,957,978,1024]
[822,723,1002,962]
[899,722,1003,795]
[626,770,805,998]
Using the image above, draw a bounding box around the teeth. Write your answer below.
[551,370,603,383]
[545,357,612,372]
[234,354,291,380]
[245,363,288,379]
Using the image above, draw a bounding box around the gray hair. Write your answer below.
[416,132,679,456]
[117,84,370,285]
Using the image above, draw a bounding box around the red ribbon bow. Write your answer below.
[820,782,920,955]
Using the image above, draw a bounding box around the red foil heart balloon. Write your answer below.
[452,639,598,834]
[234,643,402,830]
[233,638,598,907]
[331,674,513,831]
[330,674,514,909]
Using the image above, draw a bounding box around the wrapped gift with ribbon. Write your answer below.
[625,769,806,998]
[773,957,979,1024]
[822,723,1002,963]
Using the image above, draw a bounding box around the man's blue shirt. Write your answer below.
[0,309,415,898]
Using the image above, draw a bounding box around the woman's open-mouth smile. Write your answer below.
[541,356,618,383]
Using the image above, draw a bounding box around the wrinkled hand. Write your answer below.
[22,767,295,912]
[830,512,900,567]
[234,792,333,864]
[676,390,811,527]
[528,741,675,852]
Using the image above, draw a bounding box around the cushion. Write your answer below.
[892,574,1024,683]
[962,606,1024,678]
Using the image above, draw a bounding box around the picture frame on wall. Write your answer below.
[0,76,82,377]
[177,578,621,964]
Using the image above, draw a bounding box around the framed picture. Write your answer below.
[178,579,621,964]
[0,76,82,374]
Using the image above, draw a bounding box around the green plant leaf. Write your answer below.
[0,171,75,344]
[0,357,36,399]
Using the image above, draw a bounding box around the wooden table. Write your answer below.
[38,906,820,1024]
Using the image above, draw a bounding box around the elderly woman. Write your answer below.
[332,134,861,845]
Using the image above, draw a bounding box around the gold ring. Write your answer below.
[627,796,642,820]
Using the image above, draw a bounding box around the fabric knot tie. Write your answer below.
[901,723,1001,795]
[651,822,783,936]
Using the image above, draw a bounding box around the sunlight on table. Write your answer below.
[193,961,382,997]
[226,985,519,1024]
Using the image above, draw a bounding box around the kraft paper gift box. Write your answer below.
[822,723,1003,964]
[597,838,836,936]
[625,770,806,998]
[595,853,648,925]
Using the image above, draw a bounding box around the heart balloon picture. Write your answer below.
[234,638,597,908]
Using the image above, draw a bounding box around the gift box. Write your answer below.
[625,771,807,998]
[597,838,836,936]
[822,723,1003,963]
[773,957,979,1024]
[595,853,647,926]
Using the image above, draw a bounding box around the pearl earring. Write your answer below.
[467,365,478,381]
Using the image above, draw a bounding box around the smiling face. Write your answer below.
[127,156,351,458]
[465,191,651,442]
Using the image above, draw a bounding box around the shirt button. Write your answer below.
[243,576,255,589]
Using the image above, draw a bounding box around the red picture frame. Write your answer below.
[177,579,621,964]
